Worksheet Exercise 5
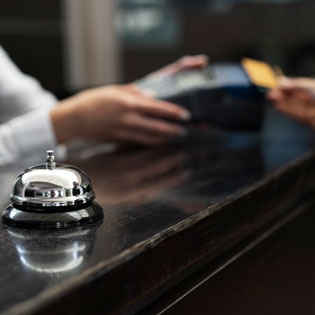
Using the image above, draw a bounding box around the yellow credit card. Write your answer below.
[241,58,280,89]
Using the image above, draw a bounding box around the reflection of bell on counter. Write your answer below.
[7,226,97,275]
[2,150,103,229]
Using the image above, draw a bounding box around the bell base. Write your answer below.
[2,202,103,229]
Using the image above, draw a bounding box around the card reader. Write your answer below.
[136,59,279,131]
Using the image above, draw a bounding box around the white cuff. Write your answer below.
[8,109,57,157]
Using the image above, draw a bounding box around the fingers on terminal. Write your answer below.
[124,95,191,121]
[123,113,187,137]
[142,98,190,121]
[178,55,209,69]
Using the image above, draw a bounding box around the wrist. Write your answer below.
[50,100,80,144]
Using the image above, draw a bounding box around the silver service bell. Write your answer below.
[2,150,103,229]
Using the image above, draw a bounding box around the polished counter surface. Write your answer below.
[0,108,315,315]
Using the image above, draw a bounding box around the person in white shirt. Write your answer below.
[0,46,58,164]
[0,46,207,164]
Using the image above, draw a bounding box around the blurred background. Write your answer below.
[0,0,315,98]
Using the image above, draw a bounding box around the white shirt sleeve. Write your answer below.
[0,46,59,165]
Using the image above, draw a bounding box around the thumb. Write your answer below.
[278,77,314,101]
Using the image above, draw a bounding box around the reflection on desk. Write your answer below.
[8,225,99,275]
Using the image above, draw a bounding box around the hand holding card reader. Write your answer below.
[136,58,280,131]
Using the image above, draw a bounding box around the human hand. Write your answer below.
[268,77,315,127]
[268,77,315,103]
[145,54,209,80]
[51,84,191,145]
[124,55,209,96]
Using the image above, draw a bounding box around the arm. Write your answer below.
[0,46,57,121]
[0,46,58,164]
[0,53,207,164]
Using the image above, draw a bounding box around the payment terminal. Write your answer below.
[136,58,280,131]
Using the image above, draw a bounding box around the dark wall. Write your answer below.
[1,1,315,94]
[122,2,315,81]
[0,1,64,95]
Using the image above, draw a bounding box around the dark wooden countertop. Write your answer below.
[1,107,315,315]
